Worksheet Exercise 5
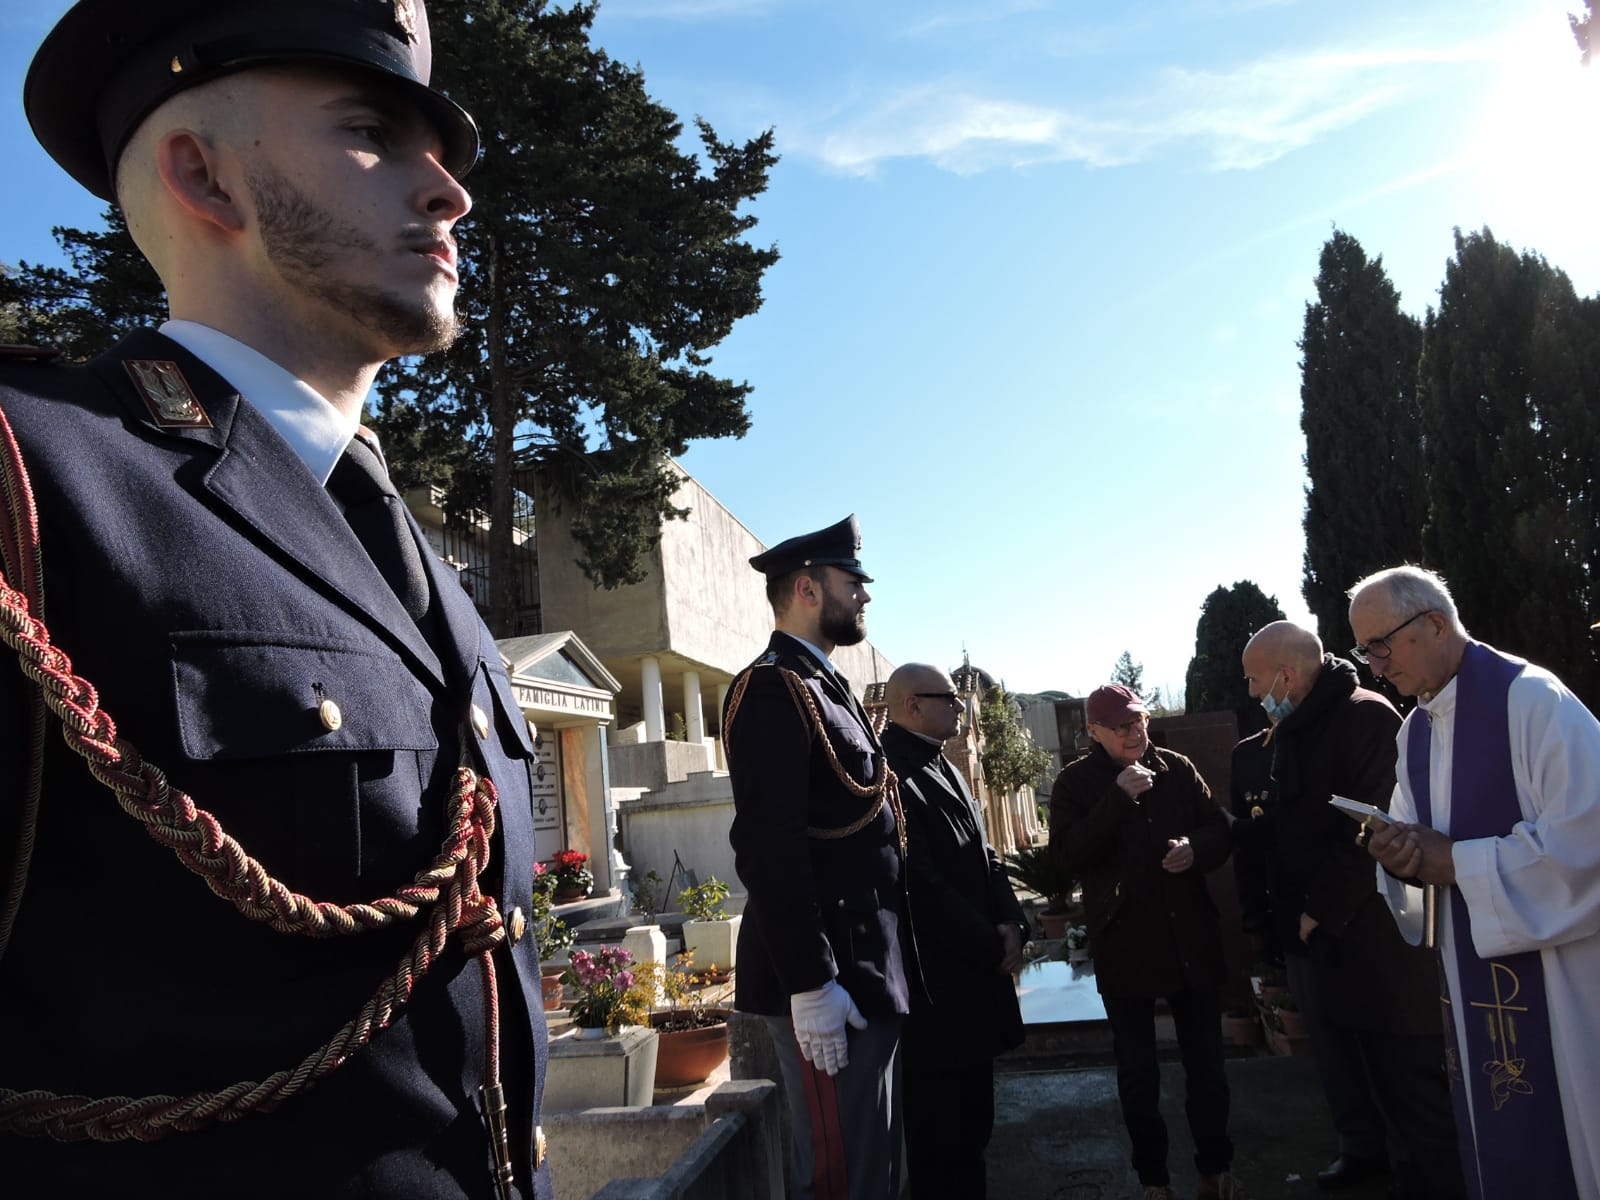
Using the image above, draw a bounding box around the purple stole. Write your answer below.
[1405,642,1576,1199]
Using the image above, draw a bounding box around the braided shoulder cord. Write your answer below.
[724,663,906,855]
[0,404,509,1155]
[0,399,45,964]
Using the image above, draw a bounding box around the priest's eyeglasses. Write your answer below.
[1351,611,1431,664]
[914,692,961,705]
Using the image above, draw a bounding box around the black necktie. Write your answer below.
[328,435,432,623]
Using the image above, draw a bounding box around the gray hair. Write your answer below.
[1347,565,1467,636]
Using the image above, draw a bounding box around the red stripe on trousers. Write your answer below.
[796,1038,849,1200]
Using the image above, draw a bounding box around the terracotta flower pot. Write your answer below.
[553,885,591,903]
[1276,1007,1307,1038]
[649,1009,731,1089]
[1222,1013,1264,1046]
[540,969,565,1012]
[1039,911,1070,940]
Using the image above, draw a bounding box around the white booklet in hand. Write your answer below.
[1328,795,1393,825]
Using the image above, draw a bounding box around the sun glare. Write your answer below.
[1468,11,1598,272]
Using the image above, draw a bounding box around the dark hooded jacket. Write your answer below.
[1244,654,1438,1032]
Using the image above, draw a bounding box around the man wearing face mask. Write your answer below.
[1240,623,1461,1199]
[1050,684,1243,1200]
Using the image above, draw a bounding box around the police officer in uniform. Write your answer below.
[722,515,909,1200]
[0,3,550,1196]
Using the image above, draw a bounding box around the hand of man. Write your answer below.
[1367,820,1456,886]
[997,923,1025,974]
[1161,836,1194,873]
[790,980,868,1075]
[1299,912,1318,943]
[1117,764,1155,800]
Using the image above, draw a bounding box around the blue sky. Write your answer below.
[3,0,1596,701]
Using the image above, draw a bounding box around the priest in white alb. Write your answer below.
[1347,565,1600,1200]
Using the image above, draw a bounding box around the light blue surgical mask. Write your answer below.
[1260,669,1294,722]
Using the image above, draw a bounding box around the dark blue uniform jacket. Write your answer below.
[722,632,909,1019]
[0,331,550,1198]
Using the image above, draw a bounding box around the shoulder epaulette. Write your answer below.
[0,344,62,364]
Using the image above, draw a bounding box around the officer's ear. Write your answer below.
[155,128,247,234]
[793,571,822,611]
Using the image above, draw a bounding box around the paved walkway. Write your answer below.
[990,1056,1397,1200]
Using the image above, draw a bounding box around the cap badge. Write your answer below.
[125,360,212,428]
[392,0,419,42]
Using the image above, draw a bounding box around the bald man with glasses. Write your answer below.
[882,664,1027,1199]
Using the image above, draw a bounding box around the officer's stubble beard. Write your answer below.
[819,589,867,648]
[246,161,459,357]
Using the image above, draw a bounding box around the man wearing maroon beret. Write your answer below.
[1050,684,1246,1200]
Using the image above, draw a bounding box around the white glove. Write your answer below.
[790,980,867,1076]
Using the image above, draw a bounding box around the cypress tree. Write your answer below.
[1299,229,1424,654]
[1184,581,1286,735]
[1420,228,1600,703]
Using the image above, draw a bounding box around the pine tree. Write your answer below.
[378,0,779,630]
[1184,581,1286,735]
[1420,228,1600,704]
[1299,229,1424,653]
[1109,651,1145,695]
[0,208,164,361]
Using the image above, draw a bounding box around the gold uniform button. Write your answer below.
[509,906,527,944]
[1250,805,1264,819]
[836,898,846,909]
[318,699,343,732]
[534,1125,547,1169]
[471,703,490,739]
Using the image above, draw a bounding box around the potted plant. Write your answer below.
[532,868,576,1011]
[561,945,654,1036]
[679,876,739,976]
[631,868,665,923]
[1251,962,1290,1009]
[550,849,594,902]
[1003,845,1075,940]
[650,951,732,1089]
[1270,994,1307,1039]
[545,946,661,1111]
[1064,924,1091,963]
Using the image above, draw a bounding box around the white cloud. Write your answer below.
[794,39,1495,177]
[806,87,1103,176]
[895,0,1052,40]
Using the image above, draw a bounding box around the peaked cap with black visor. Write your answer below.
[25,0,480,203]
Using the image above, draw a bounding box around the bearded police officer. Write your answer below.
[0,3,551,1196]
[722,515,910,1200]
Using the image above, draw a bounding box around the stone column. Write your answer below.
[641,655,665,742]
[682,670,705,745]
